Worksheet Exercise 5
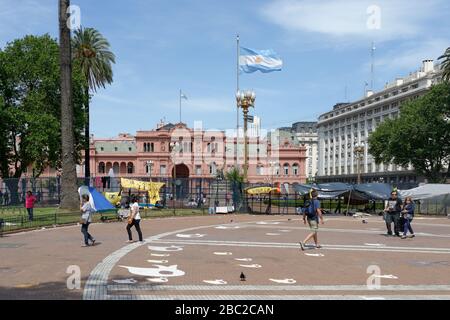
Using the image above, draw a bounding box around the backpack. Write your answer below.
[303,199,317,219]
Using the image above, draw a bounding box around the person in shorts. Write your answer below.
[299,190,324,250]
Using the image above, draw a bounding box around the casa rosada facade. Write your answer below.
[80,122,307,185]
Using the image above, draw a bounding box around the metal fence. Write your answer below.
[1,177,449,216]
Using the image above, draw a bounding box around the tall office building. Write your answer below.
[316,60,442,186]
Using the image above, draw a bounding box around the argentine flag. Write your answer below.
[239,47,283,74]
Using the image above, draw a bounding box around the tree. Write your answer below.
[368,83,450,183]
[59,0,82,209]
[72,27,115,184]
[225,166,244,210]
[438,47,450,82]
[0,34,86,205]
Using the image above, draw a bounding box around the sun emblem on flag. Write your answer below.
[255,56,262,63]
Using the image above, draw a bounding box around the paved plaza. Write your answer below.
[1,214,450,300]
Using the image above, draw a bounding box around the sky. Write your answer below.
[1,0,449,137]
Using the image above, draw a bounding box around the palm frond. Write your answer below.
[72,26,116,92]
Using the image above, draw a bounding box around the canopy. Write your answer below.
[78,186,115,212]
[399,184,450,200]
[354,183,393,200]
[246,186,280,195]
[293,183,393,200]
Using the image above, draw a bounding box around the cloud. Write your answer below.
[161,97,235,113]
[373,38,449,71]
[260,0,444,41]
[0,0,54,43]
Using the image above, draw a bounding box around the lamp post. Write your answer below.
[236,90,256,182]
[269,160,276,186]
[354,142,365,184]
[170,141,180,215]
[146,160,153,181]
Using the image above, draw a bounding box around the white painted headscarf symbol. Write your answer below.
[120,265,185,277]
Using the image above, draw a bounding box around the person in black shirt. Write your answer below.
[383,191,403,237]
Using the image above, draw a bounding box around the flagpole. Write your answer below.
[371,41,375,90]
[179,89,181,123]
[236,34,240,166]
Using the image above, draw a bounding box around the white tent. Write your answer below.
[399,184,450,200]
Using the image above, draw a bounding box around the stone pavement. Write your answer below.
[1,213,450,300]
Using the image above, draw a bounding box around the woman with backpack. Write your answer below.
[299,190,324,250]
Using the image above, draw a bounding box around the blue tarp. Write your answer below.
[78,186,115,212]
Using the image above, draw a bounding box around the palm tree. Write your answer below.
[59,0,79,209]
[72,27,115,184]
[438,47,450,82]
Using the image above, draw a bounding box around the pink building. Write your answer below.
[82,122,307,185]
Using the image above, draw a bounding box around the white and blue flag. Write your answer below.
[239,47,283,74]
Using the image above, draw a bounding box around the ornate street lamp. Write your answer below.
[236,90,256,182]
[170,141,180,215]
[354,142,365,184]
[146,160,153,181]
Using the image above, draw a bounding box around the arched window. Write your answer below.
[144,143,147,152]
[293,163,299,175]
[150,143,154,152]
[98,162,105,174]
[127,162,134,174]
[283,163,289,175]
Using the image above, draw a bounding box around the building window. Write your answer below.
[283,164,289,175]
[127,163,134,174]
[114,147,118,151]
[98,162,105,174]
[195,165,202,175]
[209,163,217,175]
[256,165,263,175]
[160,165,166,175]
[128,147,132,151]
[293,164,299,175]
[100,147,104,151]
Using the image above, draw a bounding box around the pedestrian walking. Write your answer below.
[226,193,231,206]
[401,197,415,239]
[383,190,403,237]
[126,195,143,242]
[80,194,95,247]
[25,191,37,221]
[282,193,288,214]
[299,190,324,250]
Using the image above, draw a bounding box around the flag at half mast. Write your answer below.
[239,47,282,73]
